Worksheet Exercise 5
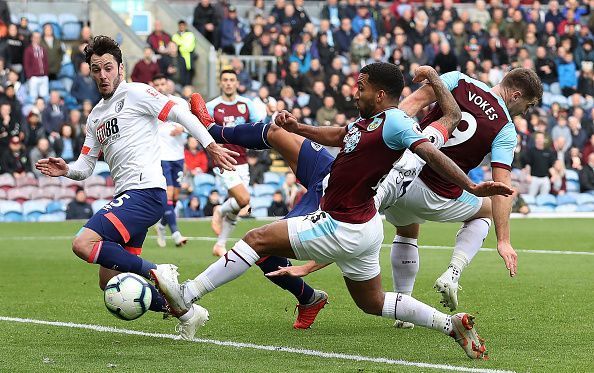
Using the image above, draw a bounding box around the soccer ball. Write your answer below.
[104,273,152,321]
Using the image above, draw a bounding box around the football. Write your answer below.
[104,273,152,321]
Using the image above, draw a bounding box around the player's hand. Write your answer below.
[265,264,312,278]
[35,157,68,177]
[469,181,513,197]
[205,142,238,172]
[412,65,439,84]
[497,241,518,277]
[274,110,300,133]
[170,125,184,136]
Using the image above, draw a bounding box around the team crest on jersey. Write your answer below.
[115,99,124,113]
[367,117,383,131]
[237,103,247,114]
[343,126,361,153]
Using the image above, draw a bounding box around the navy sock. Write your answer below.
[90,241,156,279]
[208,121,271,150]
[164,201,179,233]
[257,256,314,305]
[147,282,168,313]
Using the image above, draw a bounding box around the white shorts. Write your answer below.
[287,210,384,281]
[214,163,250,190]
[374,150,426,211]
[383,178,483,227]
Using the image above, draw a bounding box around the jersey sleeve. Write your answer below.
[80,119,101,157]
[246,98,265,123]
[382,110,429,151]
[206,99,216,117]
[440,71,463,91]
[491,122,517,171]
[128,83,177,121]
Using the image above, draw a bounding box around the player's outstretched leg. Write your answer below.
[390,225,421,329]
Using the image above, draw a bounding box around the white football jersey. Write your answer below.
[82,81,177,195]
[158,95,188,161]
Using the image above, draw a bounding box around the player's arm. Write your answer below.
[399,70,461,121]
[265,261,331,278]
[274,110,346,147]
[415,66,461,136]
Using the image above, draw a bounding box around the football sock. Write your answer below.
[90,241,156,279]
[219,198,241,216]
[449,218,491,274]
[382,292,452,335]
[163,200,179,234]
[147,283,168,313]
[391,235,419,294]
[256,256,315,305]
[208,121,271,150]
[217,214,238,247]
[184,240,259,303]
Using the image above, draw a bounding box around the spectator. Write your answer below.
[433,42,458,74]
[40,23,63,80]
[335,83,358,120]
[268,190,289,217]
[1,84,23,123]
[184,196,204,218]
[535,46,558,90]
[522,132,556,197]
[146,20,171,56]
[350,33,371,65]
[203,189,220,217]
[54,124,80,163]
[557,51,578,96]
[245,0,266,25]
[42,90,68,139]
[6,24,24,75]
[71,62,101,105]
[568,116,588,150]
[65,187,93,220]
[352,5,377,41]
[184,137,209,175]
[131,47,159,84]
[284,62,305,94]
[193,0,219,46]
[511,186,530,215]
[307,80,325,116]
[29,137,56,178]
[289,43,312,74]
[582,134,594,165]
[159,41,184,85]
[549,159,567,196]
[264,71,282,98]
[316,96,338,126]
[0,135,29,178]
[246,150,267,185]
[551,116,572,154]
[220,6,243,55]
[23,32,49,100]
[172,20,197,86]
[21,110,45,149]
[281,171,303,210]
[579,153,594,192]
[321,0,345,29]
[334,17,356,56]
[17,17,31,42]
[0,102,20,147]
[545,0,564,28]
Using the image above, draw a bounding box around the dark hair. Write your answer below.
[152,73,167,82]
[178,20,186,25]
[220,69,237,78]
[84,36,123,65]
[359,62,404,99]
[501,68,543,102]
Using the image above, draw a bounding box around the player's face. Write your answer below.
[220,73,238,97]
[90,54,124,99]
[152,78,168,95]
[354,73,379,119]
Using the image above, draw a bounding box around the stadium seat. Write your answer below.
[58,63,76,80]
[84,175,107,188]
[31,185,61,200]
[250,196,272,210]
[263,172,282,187]
[530,205,555,213]
[535,194,557,207]
[3,211,24,222]
[85,186,104,201]
[521,194,535,205]
[195,184,215,198]
[22,13,38,23]
[23,199,51,221]
[251,207,268,218]
[565,169,579,181]
[566,180,580,193]
[46,200,65,213]
[58,13,79,25]
[0,173,15,190]
[61,177,84,190]
[38,13,59,25]
[555,204,578,213]
[576,193,594,205]
[0,189,6,199]
[556,194,577,206]
[0,200,23,221]
[92,161,111,177]
[92,199,110,213]
[39,177,61,188]
[577,204,594,212]
[27,21,40,33]
[62,21,82,41]
[49,80,66,92]
[194,173,216,187]
[38,212,66,222]
[253,184,276,197]
[7,187,33,203]
[15,174,38,187]
[55,188,76,201]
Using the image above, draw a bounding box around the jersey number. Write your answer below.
[443,111,477,148]
[104,118,119,137]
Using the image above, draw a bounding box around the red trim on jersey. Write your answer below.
[409,138,429,151]
[491,162,512,171]
[157,100,177,122]
[88,241,103,263]
[429,121,449,143]
[255,255,270,265]
[104,212,131,242]
[81,146,90,155]
[124,246,142,255]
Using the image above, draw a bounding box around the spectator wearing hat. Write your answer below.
[29,137,56,178]
[71,62,101,105]
[172,20,197,86]
[0,136,29,178]
[23,31,49,101]
[42,90,68,139]
[193,0,219,47]
[22,109,45,149]
[146,20,171,56]
[66,187,93,220]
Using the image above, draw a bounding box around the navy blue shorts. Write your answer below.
[84,188,166,255]
[161,160,184,188]
[285,139,334,219]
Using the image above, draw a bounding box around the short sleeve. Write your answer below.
[81,119,101,157]
[491,122,517,170]
[246,99,265,123]
[440,71,463,91]
[382,109,428,151]
[206,99,216,117]
[128,83,176,121]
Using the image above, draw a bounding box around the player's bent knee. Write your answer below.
[243,227,269,253]
[353,297,383,316]
[72,236,92,261]
[236,194,250,208]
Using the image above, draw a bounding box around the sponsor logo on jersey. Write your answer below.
[237,103,247,114]
[115,99,125,113]
[146,88,159,98]
[367,117,383,131]
[343,126,361,153]
[413,123,423,134]
[96,118,120,145]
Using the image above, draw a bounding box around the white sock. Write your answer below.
[390,235,419,294]
[183,240,260,303]
[382,292,452,335]
[449,218,491,273]
[179,305,194,321]
[216,214,238,246]
[219,198,241,216]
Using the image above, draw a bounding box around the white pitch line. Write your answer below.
[2,235,594,256]
[0,316,514,373]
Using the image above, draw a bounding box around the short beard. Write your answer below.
[101,74,122,100]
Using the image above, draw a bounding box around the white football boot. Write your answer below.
[450,313,488,359]
[155,223,167,248]
[434,266,462,311]
[150,264,191,317]
[175,304,209,341]
[172,231,188,247]
[393,319,415,329]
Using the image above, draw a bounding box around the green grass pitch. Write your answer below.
[0,218,593,372]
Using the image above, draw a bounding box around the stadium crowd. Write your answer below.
[2,0,594,221]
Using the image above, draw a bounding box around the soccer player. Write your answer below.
[35,36,237,328]
[153,63,512,358]
[152,74,188,248]
[380,68,542,318]
[206,69,265,257]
